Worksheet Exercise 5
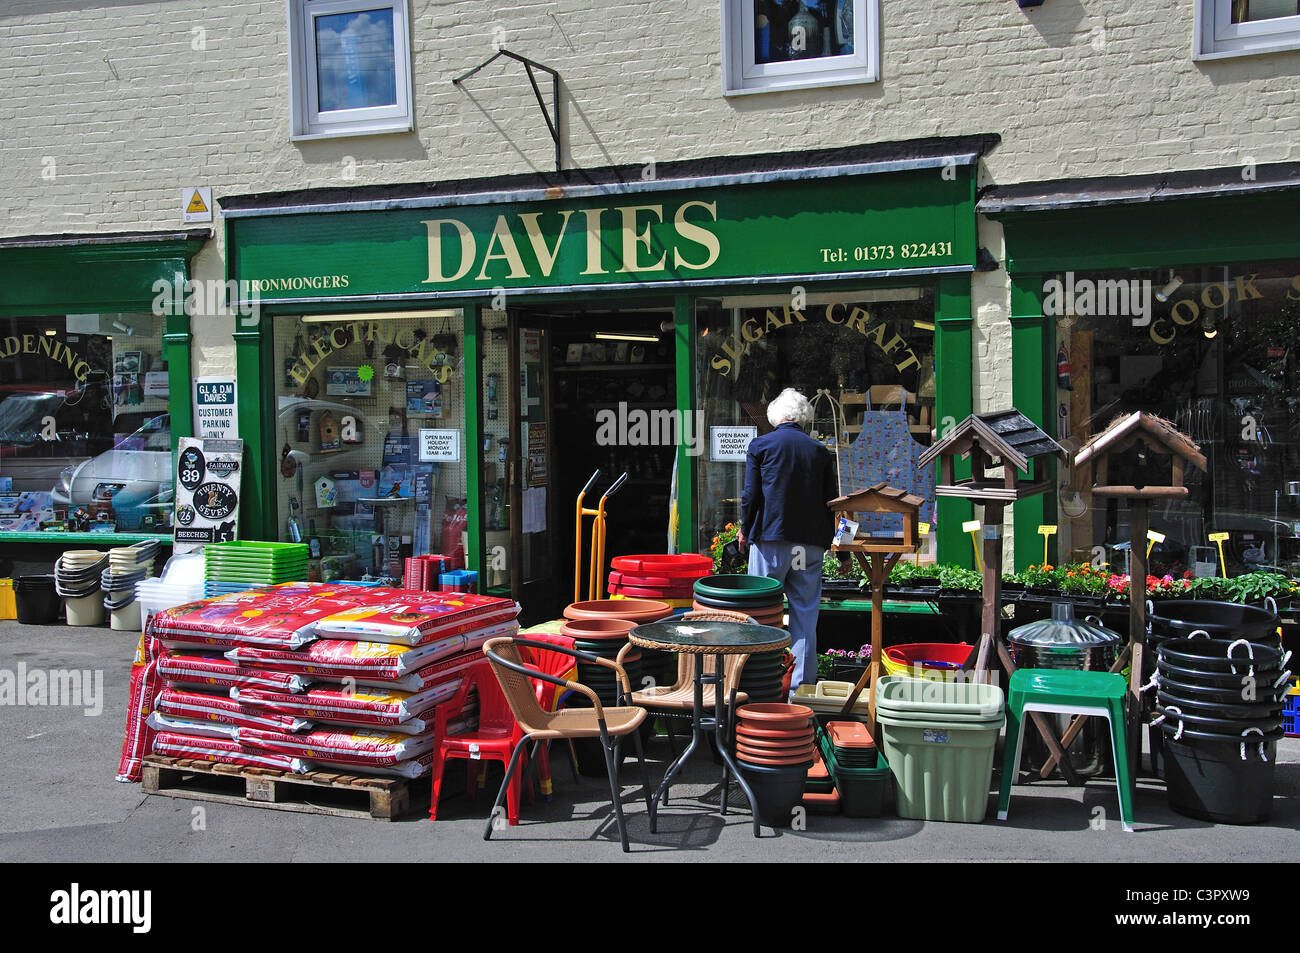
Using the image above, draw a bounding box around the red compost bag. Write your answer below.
[155,688,312,733]
[221,633,467,681]
[236,726,437,766]
[221,622,511,688]
[151,731,307,773]
[116,629,163,782]
[157,652,309,693]
[230,677,463,729]
[152,583,407,650]
[310,592,519,645]
[146,711,239,740]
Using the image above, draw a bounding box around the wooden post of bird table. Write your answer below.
[1127,500,1148,777]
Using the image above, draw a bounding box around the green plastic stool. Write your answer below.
[996,668,1135,832]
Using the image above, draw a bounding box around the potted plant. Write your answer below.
[1223,571,1292,609]
[889,560,940,594]
[821,550,864,595]
[1058,563,1108,610]
[937,564,982,601]
[817,644,872,682]
[1020,563,1063,599]
[708,522,746,575]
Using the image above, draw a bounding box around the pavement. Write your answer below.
[0,620,1296,863]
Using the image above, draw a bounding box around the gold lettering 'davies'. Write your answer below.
[423,200,721,284]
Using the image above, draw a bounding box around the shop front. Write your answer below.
[983,164,1300,576]
[0,230,208,561]
[222,139,993,621]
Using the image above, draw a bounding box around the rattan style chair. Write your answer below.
[615,609,758,719]
[482,636,652,852]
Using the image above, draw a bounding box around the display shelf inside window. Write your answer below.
[273,313,467,580]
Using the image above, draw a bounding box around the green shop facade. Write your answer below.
[221,139,996,621]
[0,229,208,557]
[984,161,1300,579]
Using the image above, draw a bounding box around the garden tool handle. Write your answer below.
[605,471,629,498]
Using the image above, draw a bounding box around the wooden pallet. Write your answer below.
[141,755,413,821]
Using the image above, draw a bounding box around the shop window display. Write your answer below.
[273,311,466,581]
[1053,262,1300,576]
[694,289,937,563]
[0,313,171,534]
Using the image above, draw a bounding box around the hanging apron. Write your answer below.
[840,396,936,535]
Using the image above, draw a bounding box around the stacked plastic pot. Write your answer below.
[607,553,712,605]
[693,575,787,703]
[815,719,892,817]
[734,702,816,828]
[101,541,159,631]
[54,550,109,626]
[1154,636,1293,824]
[204,541,310,597]
[136,552,206,633]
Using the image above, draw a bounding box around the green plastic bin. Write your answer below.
[875,676,1005,824]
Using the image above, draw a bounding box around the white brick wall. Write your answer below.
[3,0,1296,563]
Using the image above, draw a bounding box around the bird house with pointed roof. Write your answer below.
[916,409,1067,503]
[828,483,924,554]
[1073,411,1206,499]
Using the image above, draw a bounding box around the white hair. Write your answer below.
[767,388,813,430]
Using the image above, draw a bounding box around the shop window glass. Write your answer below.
[289,0,413,139]
[694,289,937,561]
[273,310,466,582]
[1052,262,1300,576]
[724,0,880,95]
[0,314,172,535]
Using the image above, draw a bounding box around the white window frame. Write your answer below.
[1194,0,1300,60]
[722,0,880,96]
[287,0,414,141]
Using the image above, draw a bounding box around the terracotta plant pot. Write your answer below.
[737,702,814,733]
[735,749,817,767]
[560,617,638,641]
[563,598,672,624]
[736,723,814,742]
[735,732,815,751]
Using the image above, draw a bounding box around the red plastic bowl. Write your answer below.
[884,642,974,673]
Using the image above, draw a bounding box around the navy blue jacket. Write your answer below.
[741,422,838,548]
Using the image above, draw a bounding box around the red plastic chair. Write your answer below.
[430,663,538,825]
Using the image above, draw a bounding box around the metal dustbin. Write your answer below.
[1005,602,1123,779]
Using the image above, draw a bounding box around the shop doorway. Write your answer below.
[504,303,677,623]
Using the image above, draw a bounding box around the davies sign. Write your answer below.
[229,169,976,300]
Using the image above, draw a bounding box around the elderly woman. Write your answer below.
[737,388,838,696]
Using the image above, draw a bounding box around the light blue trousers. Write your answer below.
[747,540,825,697]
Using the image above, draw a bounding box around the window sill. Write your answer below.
[724,73,880,97]
[290,121,414,143]
[1194,38,1300,60]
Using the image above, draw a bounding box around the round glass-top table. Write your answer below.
[628,619,791,836]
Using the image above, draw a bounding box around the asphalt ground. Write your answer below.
[0,620,1296,864]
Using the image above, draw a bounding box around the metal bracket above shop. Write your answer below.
[453,48,562,174]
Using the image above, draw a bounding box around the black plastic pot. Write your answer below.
[1157,673,1289,705]
[15,575,61,624]
[1156,704,1283,735]
[1156,691,1284,721]
[737,759,813,828]
[1150,600,1280,643]
[1159,638,1284,674]
[1161,725,1280,824]
[1156,659,1282,688]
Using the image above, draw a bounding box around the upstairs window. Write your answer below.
[1196,0,1300,59]
[288,0,413,140]
[723,0,880,95]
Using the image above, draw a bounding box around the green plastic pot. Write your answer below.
[693,574,784,600]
